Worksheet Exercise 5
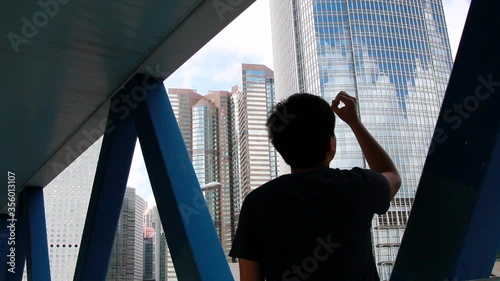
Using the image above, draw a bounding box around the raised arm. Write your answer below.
[332,91,402,199]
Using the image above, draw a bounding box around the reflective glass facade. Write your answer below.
[270,1,453,279]
[144,206,167,281]
[168,89,239,265]
[143,235,154,280]
[107,187,146,281]
[192,100,219,186]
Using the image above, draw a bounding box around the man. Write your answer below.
[229,91,402,281]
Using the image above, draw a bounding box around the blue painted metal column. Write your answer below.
[73,93,137,281]
[391,0,500,280]
[455,132,500,278]
[23,186,50,281]
[132,74,233,281]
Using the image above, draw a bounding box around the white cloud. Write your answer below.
[164,0,273,94]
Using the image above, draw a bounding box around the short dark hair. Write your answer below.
[266,93,335,169]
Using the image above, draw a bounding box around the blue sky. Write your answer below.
[127,0,471,208]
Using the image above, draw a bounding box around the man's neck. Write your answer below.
[291,164,330,174]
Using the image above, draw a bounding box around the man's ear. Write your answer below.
[330,136,337,156]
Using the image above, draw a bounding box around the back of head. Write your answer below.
[266,93,335,169]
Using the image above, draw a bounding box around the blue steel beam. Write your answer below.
[391,0,500,280]
[73,94,137,281]
[23,187,50,281]
[455,133,500,278]
[132,74,233,281]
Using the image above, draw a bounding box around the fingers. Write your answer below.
[331,98,341,111]
[333,92,355,107]
[331,91,361,126]
[338,91,349,97]
[336,91,356,102]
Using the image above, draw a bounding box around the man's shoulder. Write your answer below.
[337,167,384,183]
[245,168,383,198]
[243,176,296,205]
[297,167,382,186]
[246,177,285,198]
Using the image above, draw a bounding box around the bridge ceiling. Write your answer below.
[0,0,255,212]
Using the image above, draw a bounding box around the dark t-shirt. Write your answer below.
[229,167,391,281]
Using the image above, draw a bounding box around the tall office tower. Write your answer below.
[107,187,146,281]
[270,1,453,279]
[165,241,177,281]
[143,227,155,281]
[168,89,239,262]
[159,230,168,281]
[191,96,220,186]
[203,91,234,256]
[167,66,278,261]
[231,64,278,200]
[229,85,242,239]
[191,92,223,242]
[144,206,168,281]
[168,88,203,158]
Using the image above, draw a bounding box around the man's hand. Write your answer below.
[332,91,360,127]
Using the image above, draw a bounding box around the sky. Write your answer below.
[127,0,471,208]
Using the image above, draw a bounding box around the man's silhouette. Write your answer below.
[229,91,401,281]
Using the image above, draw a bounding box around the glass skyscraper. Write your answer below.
[270,1,453,279]
[106,187,145,281]
[144,206,167,281]
[168,89,238,264]
[143,227,154,281]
